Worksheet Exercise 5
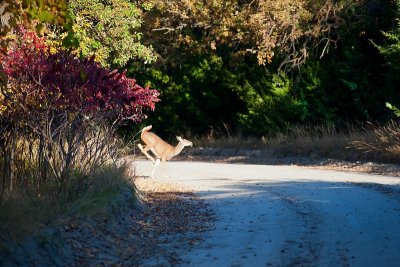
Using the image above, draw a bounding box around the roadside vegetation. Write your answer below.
[0,164,132,240]
[1,0,400,259]
[192,121,400,165]
[0,3,158,244]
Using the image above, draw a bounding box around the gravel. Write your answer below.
[2,149,399,266]
[173,147,400,177]
[135,160,400,267]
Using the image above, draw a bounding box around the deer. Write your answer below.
[137,125,193,178]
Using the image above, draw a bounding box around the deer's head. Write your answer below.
[176,136,193,147]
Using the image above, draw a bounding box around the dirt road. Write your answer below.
[134,161,400,267]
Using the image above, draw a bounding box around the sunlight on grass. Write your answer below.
[193,121,400,164]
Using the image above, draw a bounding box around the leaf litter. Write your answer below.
[0,177,215,267]
[64,177,215,266]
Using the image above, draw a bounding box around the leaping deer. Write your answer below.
[137,125,193,178]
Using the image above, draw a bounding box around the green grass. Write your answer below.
[0,163,134,241]
[67,165,135,217]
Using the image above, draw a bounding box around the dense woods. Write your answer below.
[131,0,400,137]
[2,0,399,138]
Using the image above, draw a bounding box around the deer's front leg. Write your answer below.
[162,158,169,178]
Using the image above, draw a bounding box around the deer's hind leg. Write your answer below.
[138,144,156,163]
[150,162,158,178]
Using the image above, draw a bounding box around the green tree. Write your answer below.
[293,0,398,124]
[130,50,308,137]
[374,0,400,70]
[373,0,400,117]
[64,0,156,67]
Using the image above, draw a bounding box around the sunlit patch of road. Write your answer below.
[135,161,400,266]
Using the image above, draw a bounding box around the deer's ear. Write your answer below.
[176,136,182,141]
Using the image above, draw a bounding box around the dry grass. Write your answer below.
[0,122,134,242]
[194,135,263,149]
[192,121,400,164]
[0,163,133,241]
[0,125,125,201]
[351,121,400,163]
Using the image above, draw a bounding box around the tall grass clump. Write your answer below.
[0,162,132,240]
[351,121,400,163]
[193,124,263,149]
[264,123,366,160]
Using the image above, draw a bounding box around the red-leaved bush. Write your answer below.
[0,27,159,122]
[0,27,159,194]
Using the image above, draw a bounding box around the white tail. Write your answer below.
[137,125,192,178]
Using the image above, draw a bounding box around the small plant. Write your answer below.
[386,103,400,118]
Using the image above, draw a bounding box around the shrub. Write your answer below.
[0,27,159,200]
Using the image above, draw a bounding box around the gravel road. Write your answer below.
[135,160,400,267]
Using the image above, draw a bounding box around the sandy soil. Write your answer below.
[134,160,400,267]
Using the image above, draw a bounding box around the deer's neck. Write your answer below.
[173,142,185,156]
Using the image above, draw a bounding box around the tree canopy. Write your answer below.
[1,0,399,137]
[138,0,357,67]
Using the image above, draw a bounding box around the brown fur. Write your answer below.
[138,125,192,177]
